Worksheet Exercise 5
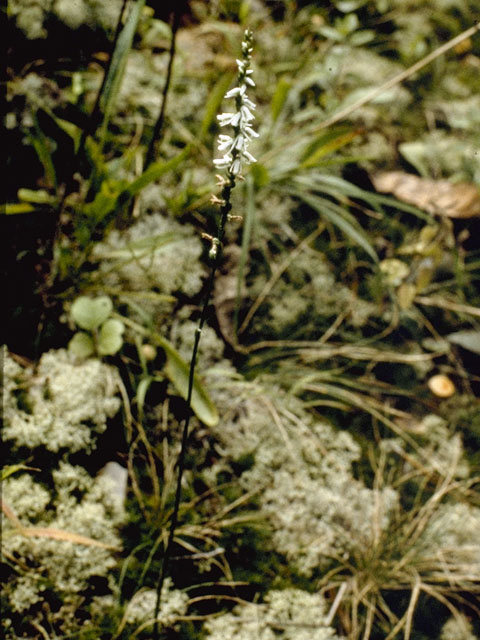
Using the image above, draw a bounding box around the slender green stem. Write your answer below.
[144,9,180,170]
[152,176,235,638]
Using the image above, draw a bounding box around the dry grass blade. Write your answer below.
[244,340,446,364]
[237,226,324,335]
[415,296,480,318]
[2,498,119,550]
[311,22,480,132]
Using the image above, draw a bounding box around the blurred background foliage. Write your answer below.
[3,0,480,639]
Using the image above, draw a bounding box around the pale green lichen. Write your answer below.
[440,614,478,640]
[2,464,124,617]
[206,377,388,575]
[1,472,50,522]
[381,415,471,480]
[204,588,344,640]
[3,348,121,453]
[208,377,360,476]
[9,0,123,39]
[124,579,188,628]
[399,129,480,183]
[94,212,205,298]
[415,502,480,570]
[2,347,124,629]
[262,469,399,576]
[250,250,375,338]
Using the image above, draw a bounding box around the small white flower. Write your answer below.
[242,150,256,163]
[217,112,234,126]
[218,134,234,152]
[230,159,242,175]
[234,135,245,150]
[213,29,258,176]
[244,125,259,139]
[213,153,233,169]
[240,106,254,122]
[225,85,246,99]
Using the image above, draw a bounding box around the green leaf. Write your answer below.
[71,296,113,331]
[52,115,81,153]
[154,335,219,427]
[99,0,146,143]
[18,188,55,204]
[250,163,270,189]
[98,318,125,355]
[447,330,480,355]
[335,0,366,11]
[398,141,430,177]
[119,316,219,427]
[82,179,125,223]
[1,464,35,482]
[29,114,57,189]
[291,190,378,261]
[1,203,36,215]
[271,77,292,123]
[122,146,190,199]
[300,128,359,169]
[68,332,95,358]
[239,0,250,23]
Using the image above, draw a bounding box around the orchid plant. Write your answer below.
[152,30,258,638]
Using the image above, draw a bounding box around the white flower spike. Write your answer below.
[213,29,258,176]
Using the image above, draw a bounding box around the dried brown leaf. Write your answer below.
[372,171,480,218]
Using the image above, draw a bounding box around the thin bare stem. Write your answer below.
[144,9,180,169]
[152,175,235,638]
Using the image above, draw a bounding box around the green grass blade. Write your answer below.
[300,128,360,169]
[98,0,146,144]
[29,114,57,189]
[122,146,190,198]
[291,190,378,261]
[271,77,292,123]
[156,335,219,428]
[1,203,36,214]
[200,72,235,139]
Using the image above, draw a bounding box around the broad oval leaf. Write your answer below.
[98,319,125,356]
[68,331,95,358]
[71,296,113,331]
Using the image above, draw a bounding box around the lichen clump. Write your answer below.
[94,212,205,298]
[2,464,124,630]
[3,349,121,452]
[2,347,124,636]
[204,588,344,640]
[9,0,123,39]
[124,579,189,627]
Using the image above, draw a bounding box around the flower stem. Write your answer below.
[152,175,235,639]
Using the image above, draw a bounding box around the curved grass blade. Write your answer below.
[200,72,236,139]
[120,316,219,427]
[159,336,219,428]
[99,0,146,145]
[290,189,378,261]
